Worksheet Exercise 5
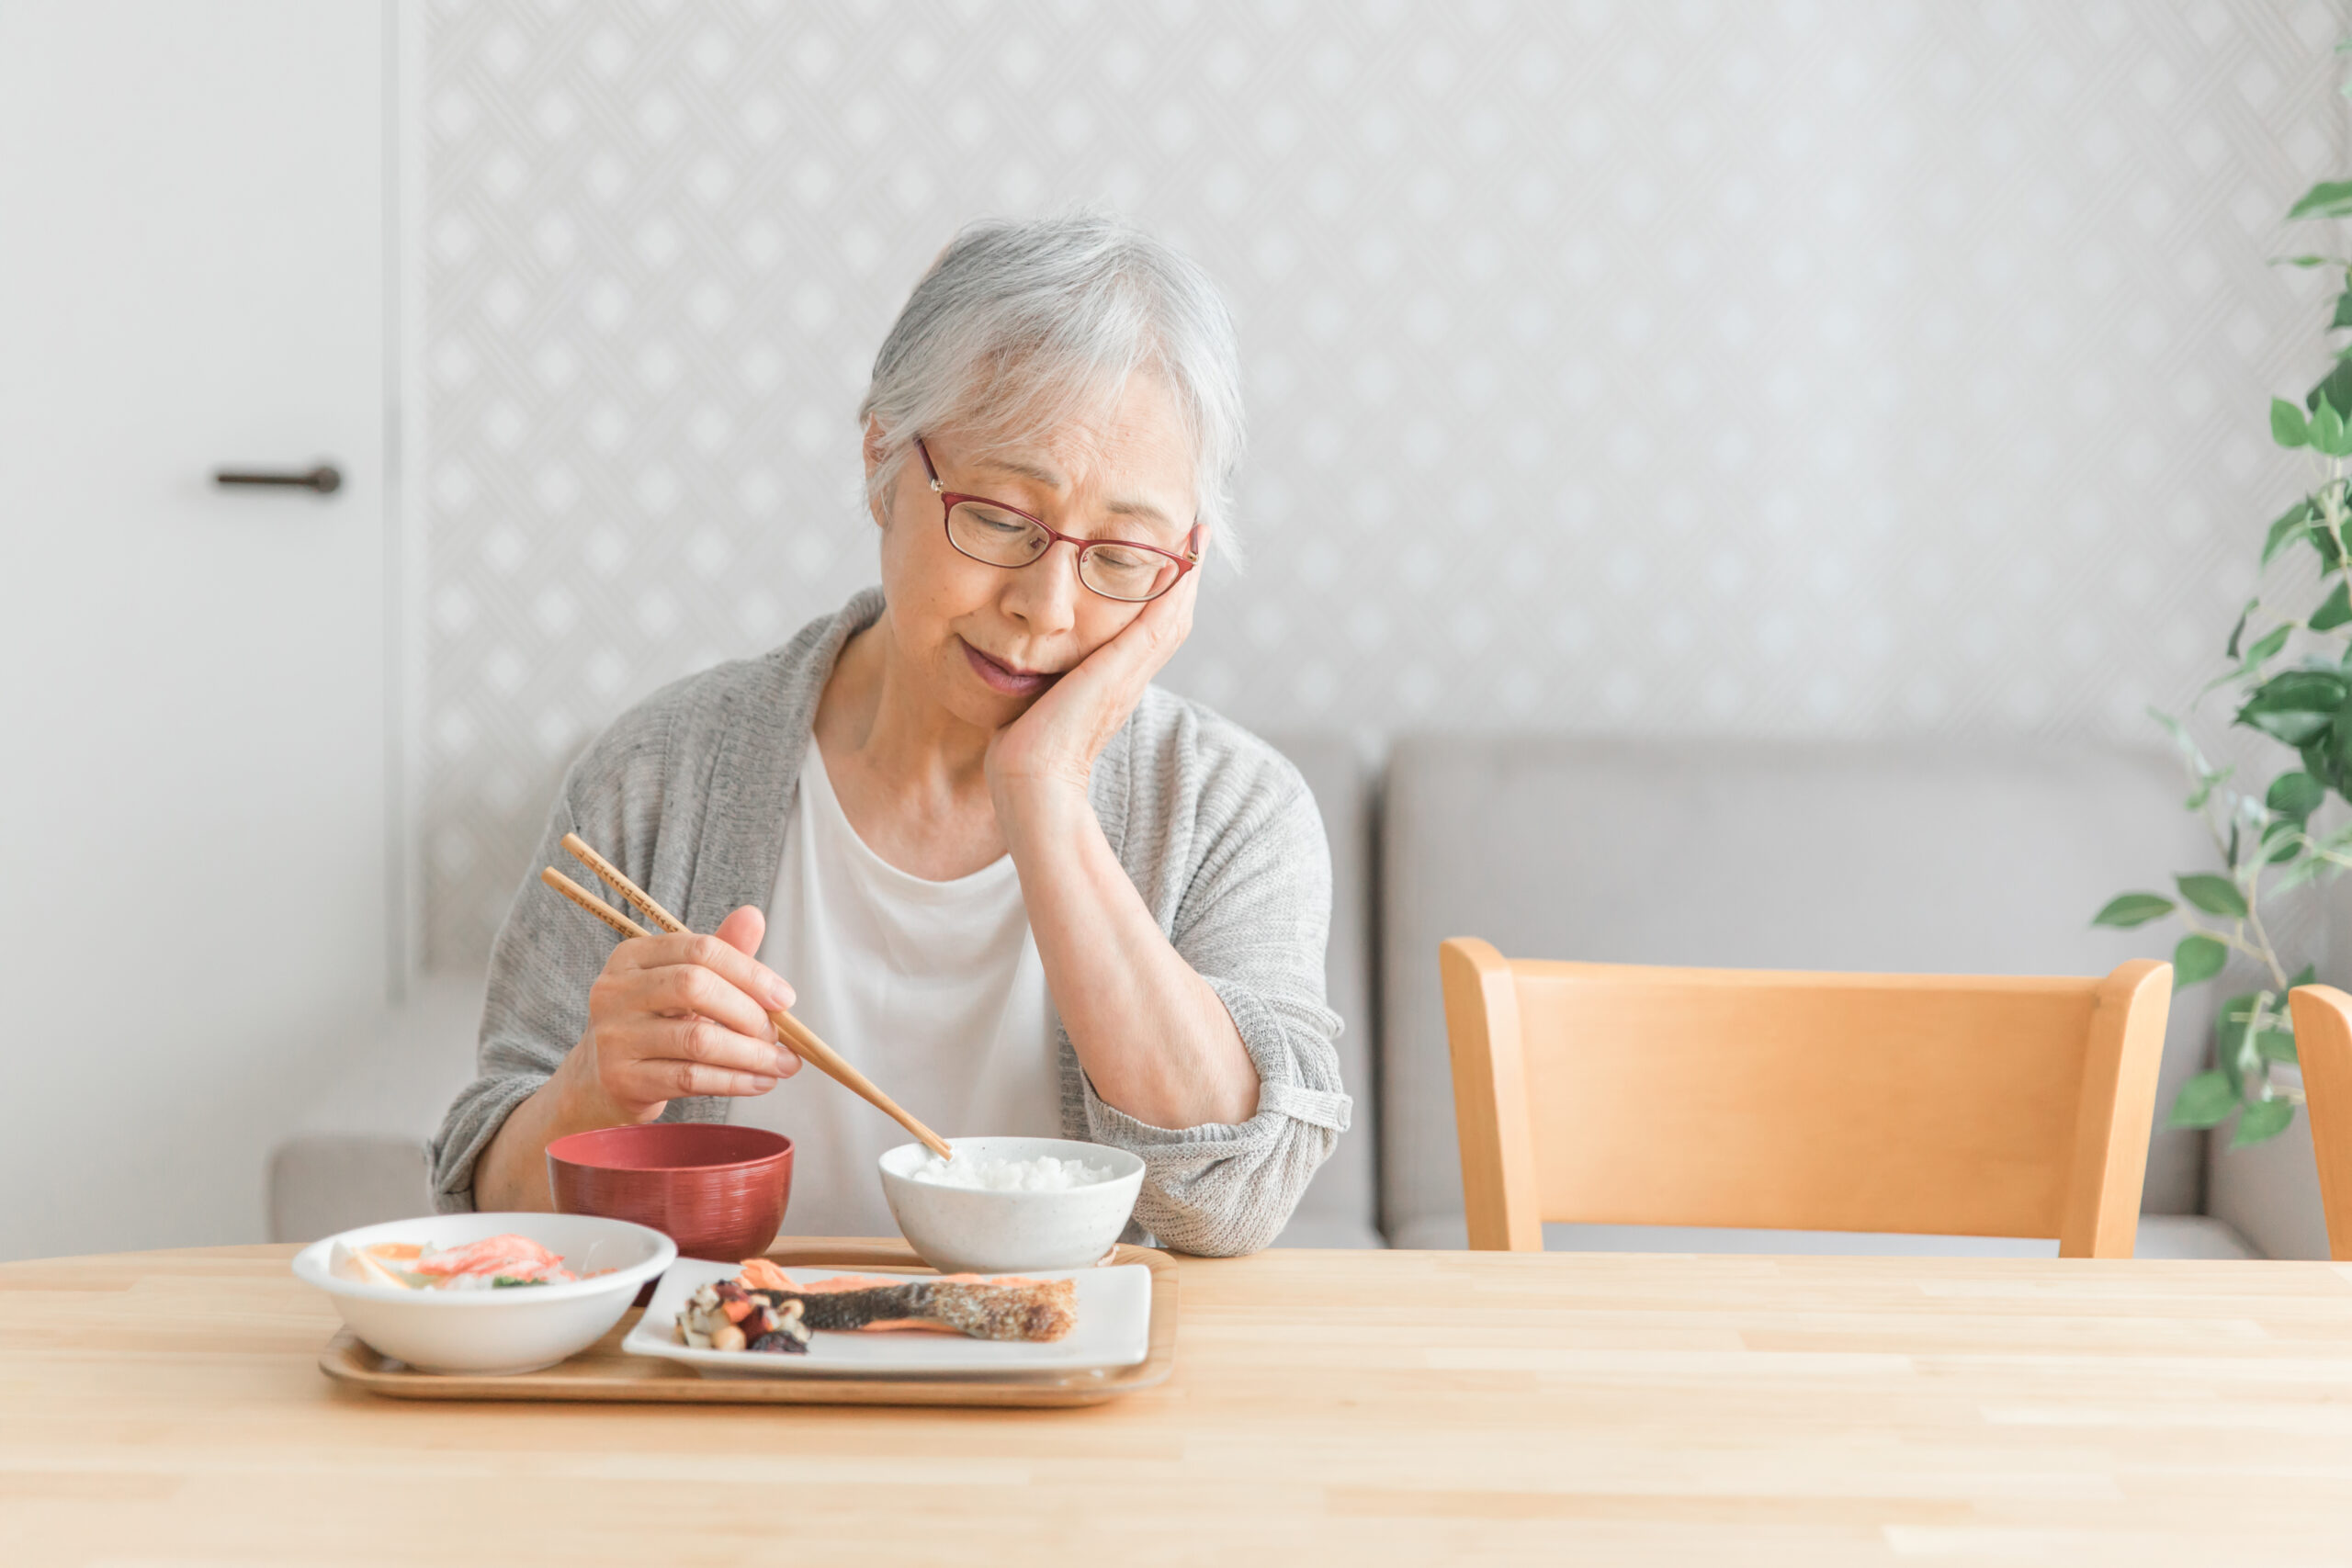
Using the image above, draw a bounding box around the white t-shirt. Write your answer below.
[729,743,1062,1236]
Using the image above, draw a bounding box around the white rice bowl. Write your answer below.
[879,1135,1145,1274]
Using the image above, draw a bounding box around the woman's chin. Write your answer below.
[934,665,1040,730]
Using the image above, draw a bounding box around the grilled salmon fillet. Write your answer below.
[733,1259,1077,1342]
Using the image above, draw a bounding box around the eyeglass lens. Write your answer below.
[946,501,1182,603]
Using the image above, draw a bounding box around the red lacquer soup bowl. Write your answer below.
[546,1124,792,1263]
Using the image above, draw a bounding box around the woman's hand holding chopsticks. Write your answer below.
[470,905,800,1211]
[572,905,803,1122]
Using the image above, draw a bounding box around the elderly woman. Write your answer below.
[429,214,1350,1256]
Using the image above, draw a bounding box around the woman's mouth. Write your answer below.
[959,637,1058,698]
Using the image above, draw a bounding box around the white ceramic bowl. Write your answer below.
[878,1135,1145,1275]
[291,1212,677,1375]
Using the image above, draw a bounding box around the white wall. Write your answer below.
[0,0,391,1260]
[417,0,2347,963]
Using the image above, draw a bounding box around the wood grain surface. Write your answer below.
[6,1243,2352,1565]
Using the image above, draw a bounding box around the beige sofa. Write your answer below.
[274,735,2312,1258]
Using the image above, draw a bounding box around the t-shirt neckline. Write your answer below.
[800,740,1019,901]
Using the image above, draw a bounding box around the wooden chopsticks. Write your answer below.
[540,835,955,1160]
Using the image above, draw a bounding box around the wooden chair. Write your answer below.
[1439,940,2173,1257]
[2284,985,2352,1261]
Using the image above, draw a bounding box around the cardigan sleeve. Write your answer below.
[1077,765,1351,1257]
[424,694,699,1212]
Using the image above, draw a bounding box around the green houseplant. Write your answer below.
[2094,173,2352,1146]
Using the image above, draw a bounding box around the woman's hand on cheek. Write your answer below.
[985,535,1204,802]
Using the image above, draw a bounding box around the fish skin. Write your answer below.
[749,1279,1077,1342]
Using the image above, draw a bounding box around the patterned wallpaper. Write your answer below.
[421,0,2347,964]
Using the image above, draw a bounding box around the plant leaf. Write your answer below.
[2256,1027,2299,1065]
[2091,892,2177,929]
[2292,963,2318,988]
[2264,502,2316,568]
[2245,624,2292,668]
[2226,596,2257,659]
[2175,873,2249,918]
[2247,707,2335,745]
[2316,396,2349,454]
[2267,770,2325,821]
[2173,933,2229,986]
[2314,581,2352,632]
[2216,992,2253,1095]
[2232,1098,2297,1146]
[2236,670,2350,744]
[2310,358,2352,422]
[2290,179,2352,219]
[2314,513,2351,572]
[2263,817,2304,864]
[2274,396,2312,448]
[2167,1069,2239,1128]
[2278,254,2345,267]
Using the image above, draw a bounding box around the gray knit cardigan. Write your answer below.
[427,588,1351,1257]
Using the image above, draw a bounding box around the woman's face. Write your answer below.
[866,370,1200,731]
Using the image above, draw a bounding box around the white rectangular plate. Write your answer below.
[621,1259,1152,1378]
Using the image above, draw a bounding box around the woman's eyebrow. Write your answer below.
[973,456,1181,534]
[1103,496,1177,531]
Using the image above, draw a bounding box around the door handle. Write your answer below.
[214,463,342,494]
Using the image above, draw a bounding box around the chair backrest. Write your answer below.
[1382,739,2225,1251]
[2286,984,2352,1262]
[1441,939,2172,1257]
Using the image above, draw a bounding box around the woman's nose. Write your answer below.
[998,541,1083,633]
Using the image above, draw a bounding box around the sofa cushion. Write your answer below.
[1259,731,1384,1248]
[266,1134,430,1244]
[1380,739,2223,1251]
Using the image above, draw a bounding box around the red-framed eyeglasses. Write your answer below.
[915,436,1202,604]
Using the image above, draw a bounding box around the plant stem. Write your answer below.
[2243,901,2293,990]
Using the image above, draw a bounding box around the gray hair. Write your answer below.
[859,211,1248,563]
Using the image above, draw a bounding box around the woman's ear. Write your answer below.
[861,416,889,529]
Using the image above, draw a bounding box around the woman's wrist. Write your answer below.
[545,1035,635,1134]
[473,1043,628,1211]
[990,767,1094,845]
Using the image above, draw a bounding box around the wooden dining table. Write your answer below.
[6,1241,2352,1564]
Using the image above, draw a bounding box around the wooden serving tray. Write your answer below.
[317,1238,1177,1409]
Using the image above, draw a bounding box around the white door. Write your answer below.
[0,1,390,1259]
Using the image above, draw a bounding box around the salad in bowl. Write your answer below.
[292,1212,675,1375]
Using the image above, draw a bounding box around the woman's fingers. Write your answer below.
[1092,530,1207,682]
[712,903,765,956]
[584,905,803,1115]
[609,1015,793,1096]
[651,1013,792,1076]
[639,961,778,1043]
[613,928,795,1011]
[628,1061,779,1101]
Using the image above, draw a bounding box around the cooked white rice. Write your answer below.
[910,1152,1114,1191]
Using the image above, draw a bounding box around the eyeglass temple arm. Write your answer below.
[915,435,944,491]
